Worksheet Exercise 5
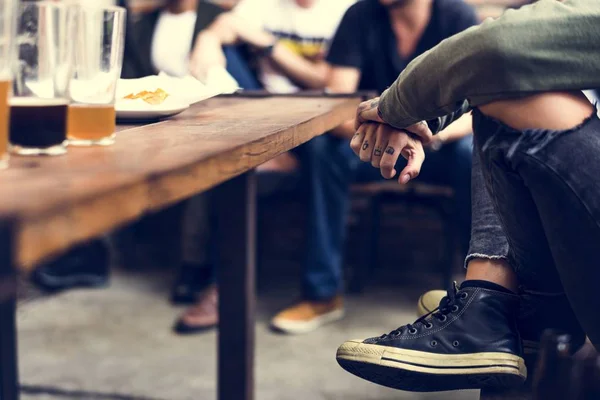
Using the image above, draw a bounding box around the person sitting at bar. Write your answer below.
[173,0,357,335]
[120,0,257,86]
[176,0,478,336]
[336,0,599,393]
[259,0,477,334]
[325,0,477,268]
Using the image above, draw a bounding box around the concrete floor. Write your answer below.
[17,269,479,400]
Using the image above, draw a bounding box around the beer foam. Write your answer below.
[10,97,69,107]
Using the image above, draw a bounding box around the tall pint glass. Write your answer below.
[67,5,126,146]
[0,0,16,168]
[10,2,75,156]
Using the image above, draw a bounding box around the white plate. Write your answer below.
[115,71,239,122]
[115,100,190,121]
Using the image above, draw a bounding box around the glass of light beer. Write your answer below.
[10,2,75,156]
[0,0,16,168]
[67,5,126,146]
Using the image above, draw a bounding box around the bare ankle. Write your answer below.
[466,258,518,292]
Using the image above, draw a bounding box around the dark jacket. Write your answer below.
[119,1,225,79]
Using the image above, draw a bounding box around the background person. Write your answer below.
[180,0,479,335]
[325,0,478,260]
[175,0,357,335]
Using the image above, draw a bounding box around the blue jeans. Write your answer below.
[223,46,362,300]
[471,108,600,348]
[185,47,359,300]
[356,135,473,257]
[223,46,262,90]
[292,135,361,300]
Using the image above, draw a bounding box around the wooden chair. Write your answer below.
[347,181,458,293]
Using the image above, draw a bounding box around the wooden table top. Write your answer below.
[0,95,360,270]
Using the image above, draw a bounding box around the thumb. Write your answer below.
[405,121,433,145]
[398,148,424,185]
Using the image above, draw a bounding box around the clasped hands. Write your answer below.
[351,97,433,185]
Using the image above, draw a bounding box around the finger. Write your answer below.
[350,123,368,156]
[405,121,433,145]
[371,125,388,169]
[379,132,407,179]
[354,115,364,131]
[354,100,371,130]
[354,114,365,131]
[358,123,377,162]
[398,144,425,185]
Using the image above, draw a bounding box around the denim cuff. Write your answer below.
[464,253,509,270]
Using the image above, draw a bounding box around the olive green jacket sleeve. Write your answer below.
[378,0,600,133]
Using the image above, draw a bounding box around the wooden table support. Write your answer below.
[215,172,257,400]
[0,220,18,400]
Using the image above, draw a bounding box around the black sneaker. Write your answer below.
[31,240,110,293]
[416,288,587,366]
[336,282,527,392]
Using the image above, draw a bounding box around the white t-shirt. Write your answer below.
[151,10,197,77]
[233,0,355,93]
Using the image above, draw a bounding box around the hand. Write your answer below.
[189,32,227,82]
[354,97,434,145]
[355,97,384,130]
[350,122,425,185]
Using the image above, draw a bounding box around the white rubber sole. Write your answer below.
[271,309,345,334]
[337,340,527,392]
[338,340,526,377]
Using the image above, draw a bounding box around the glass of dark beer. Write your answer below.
[10,2,76,156]
[0,0,16,168]
[67,5,126,146]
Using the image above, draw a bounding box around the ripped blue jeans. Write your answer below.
[469,108,600,348]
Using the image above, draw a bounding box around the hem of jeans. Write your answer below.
[302,291,341,302]
[464,253,508,270]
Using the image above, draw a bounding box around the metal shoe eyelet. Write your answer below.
[408,328,418,334]
[439,315,447,322]
[431,340,438,347]
[424,323,433,329]
[451,305,459,313]
[453,341,460,347]
[460,292,468,299]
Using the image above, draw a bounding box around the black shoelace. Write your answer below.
[380,283,465,339]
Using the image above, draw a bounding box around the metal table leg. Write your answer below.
[0,220,19,400]
[215,172,257,400]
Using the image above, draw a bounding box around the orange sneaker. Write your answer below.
[270,296,344,334]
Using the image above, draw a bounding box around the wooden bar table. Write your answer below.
[0,95,361,400]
